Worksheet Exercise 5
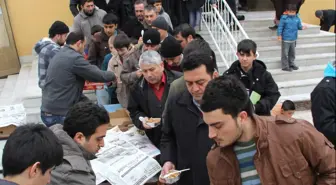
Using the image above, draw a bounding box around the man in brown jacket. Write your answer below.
[201,75,335,185]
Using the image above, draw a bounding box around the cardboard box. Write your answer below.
[108,109,133,130]
[0,125,17,139]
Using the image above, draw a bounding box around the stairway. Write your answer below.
[199,11,336,103]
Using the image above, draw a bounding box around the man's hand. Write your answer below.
[211,3,217,8]
[136,69,143,78]
[278,36,282,41]
[138,37,143,45]
[302,25,308,30]
[159,161,176,183]
[141,117,153,129]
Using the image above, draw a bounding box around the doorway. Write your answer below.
[0,0,20,77]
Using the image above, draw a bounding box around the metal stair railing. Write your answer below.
[202,0,252,70]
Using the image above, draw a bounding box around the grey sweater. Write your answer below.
[41,45,115,116]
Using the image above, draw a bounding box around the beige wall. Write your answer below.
[300,0,335,32]
[6,0,73,56]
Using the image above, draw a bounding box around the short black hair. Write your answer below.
[145,5,157,12]
[173,23,196,38]
[103,13,119,25]
[183,39,218,71]
[181,50,215,75]
[80,0,94,6]
[91,25,103,35]
[237,39,257,55]
[113,34,131,49]
[2,124,63,177]
[201,75,254,118]
[63,101,110,139]
[66,32,85,45]
[286,4,297,11]
[281,100,296,111]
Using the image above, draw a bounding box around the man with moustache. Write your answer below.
[34,21,69,89]
[201,75,335,185]
[122,0,146,44]
[160,51,219,185]
[49,101,110,185]
[73,0,106,48]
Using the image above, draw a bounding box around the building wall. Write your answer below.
[300,0,335,32]
[6,0,73,57]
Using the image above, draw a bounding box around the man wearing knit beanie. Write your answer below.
[152,16,171,42]
[160,36,183,72]
[34,21,69,89]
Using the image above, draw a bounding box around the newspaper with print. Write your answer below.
[0,104,26,127]
[91,127,161,185]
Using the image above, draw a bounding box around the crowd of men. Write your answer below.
[1,0,335,185]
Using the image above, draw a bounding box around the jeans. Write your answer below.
[41,111,66,127]
[189,8,202,28]
[281,41,296,69]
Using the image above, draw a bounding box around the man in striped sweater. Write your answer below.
[201,75,335,185]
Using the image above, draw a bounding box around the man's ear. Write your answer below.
[238,111,248,122]
[187,35,193,42]
[213,71,219,78]
[28,162,41,178]
[73,132,86,145]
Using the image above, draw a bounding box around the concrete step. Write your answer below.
[277,78,321,97]
[279,93,310,102]
[23,60,41,108]
[245,24,321,37]
[240,18,274,28]
[252,32,336,47]
[0,78,6,95]
[258,42,336,58]
[269,64,325,82]
[0,75,18,105]
[11,64,32,104]
[263,53,334,69]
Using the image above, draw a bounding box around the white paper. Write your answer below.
[120,127,161,157]
[0,104,26,127]
[91,127,162,185]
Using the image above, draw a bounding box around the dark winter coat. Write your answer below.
[128,70,182,148]
[121,17,145,44]
[94,0,133,27]
[319,9,336,32]
[162,0,189,27]
[70,0,81,17]
[224,60,280,116]
[88,30,124,68]
[311,76,336,146]
[161,77,214,185]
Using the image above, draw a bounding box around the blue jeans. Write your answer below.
[41,111,66,127]
[189,8,202,28]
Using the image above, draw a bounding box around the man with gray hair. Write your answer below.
[127,50,182,148]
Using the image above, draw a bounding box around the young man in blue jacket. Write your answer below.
[277,4,306,72]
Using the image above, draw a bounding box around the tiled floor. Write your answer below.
[293,110,313,124]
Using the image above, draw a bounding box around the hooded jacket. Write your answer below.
[108,46,136,108]
[224,60,280,116]
[49,124,96,185]
[311,61,336,146]
[207,115,336,185]
[73,9,106,46]
[34,38,61,89]
[158,8,173,30]
[277,14,303,41]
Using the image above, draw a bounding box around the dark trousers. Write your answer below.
[281,41,296,69]
[271,0,304,21]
